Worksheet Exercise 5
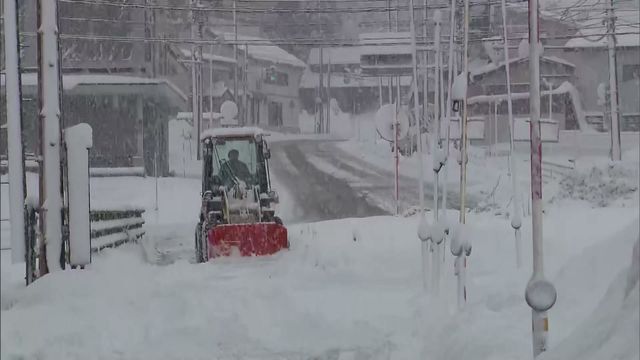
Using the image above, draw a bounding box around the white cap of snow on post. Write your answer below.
[451,73,467,101]
[64,123,93,266]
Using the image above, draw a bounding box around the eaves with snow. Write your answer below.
[469,56,576,81]
[205,28,306,69]
[0,73,187,109]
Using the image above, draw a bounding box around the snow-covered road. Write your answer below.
[269,140,468,220]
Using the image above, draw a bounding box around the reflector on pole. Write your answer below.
[4,0,27,264]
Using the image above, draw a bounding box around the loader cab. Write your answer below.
[201,129,272,195]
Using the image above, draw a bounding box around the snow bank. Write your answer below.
[541,236,639,360]
[3,201,638,359]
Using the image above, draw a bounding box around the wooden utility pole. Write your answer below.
[327,54,332,134]
[319,47,325,133]
[606,0,622,161]
[244,43,249,125]
[233,0,238,108]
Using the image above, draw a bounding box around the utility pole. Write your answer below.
[190,0,203,158]
[409,0,428,291]
[525,0,557,357]
[38,0,63,273]
[423,0,429,135]
[606,0,622,161]
[233,0,238,110]
[210,44,214,128]
[327,54,332,134]
[501,0,522,268]
[4,0,27,264]
[387,0,393,107]
[319,47,325,133]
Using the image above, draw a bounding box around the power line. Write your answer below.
[20,30,639,47]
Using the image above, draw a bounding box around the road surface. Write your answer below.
[269,139,463,224]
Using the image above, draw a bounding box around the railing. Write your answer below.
[90,209,146,252]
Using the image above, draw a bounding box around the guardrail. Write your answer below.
[90,209,146,251]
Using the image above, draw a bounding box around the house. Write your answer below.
[214,30,307,131]
[301,44,415,116]
[1,0,186,175]
[466,55,579,145]
[558,12,640,132]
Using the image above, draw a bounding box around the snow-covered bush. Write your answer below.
[553,163,638,207]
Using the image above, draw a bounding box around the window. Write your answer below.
[622,65,640,82]
[264,69,289,86]
[212,138,258,185]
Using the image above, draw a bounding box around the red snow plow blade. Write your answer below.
[208,223,288,258]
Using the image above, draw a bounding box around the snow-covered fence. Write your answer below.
[90,209,145,251]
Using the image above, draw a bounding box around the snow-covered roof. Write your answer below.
[200,126,267,140]
[0,73,187,107]
[178,48,237,64]
[217,32,306,68]
[1,73,172,88]
[470,56,575,79]
[307,47,363,65]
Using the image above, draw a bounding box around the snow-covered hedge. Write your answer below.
[553,163,639,207]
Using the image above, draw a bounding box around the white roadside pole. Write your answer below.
[526,0,557,356]
[65,124,93,267]
[501,0,522,268]
[451,0,473,311]
[4,0,27,264]
[430,10,446,295]
[441,0,457,244]
[606,0,622,161]
[409,0,429,291]
[40,0,64,272]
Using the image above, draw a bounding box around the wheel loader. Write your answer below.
[195,127,288,262]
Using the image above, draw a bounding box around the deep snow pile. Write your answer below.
[541,237,639,360]
[2,200,638,359]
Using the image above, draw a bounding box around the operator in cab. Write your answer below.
[226,149,252,183]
